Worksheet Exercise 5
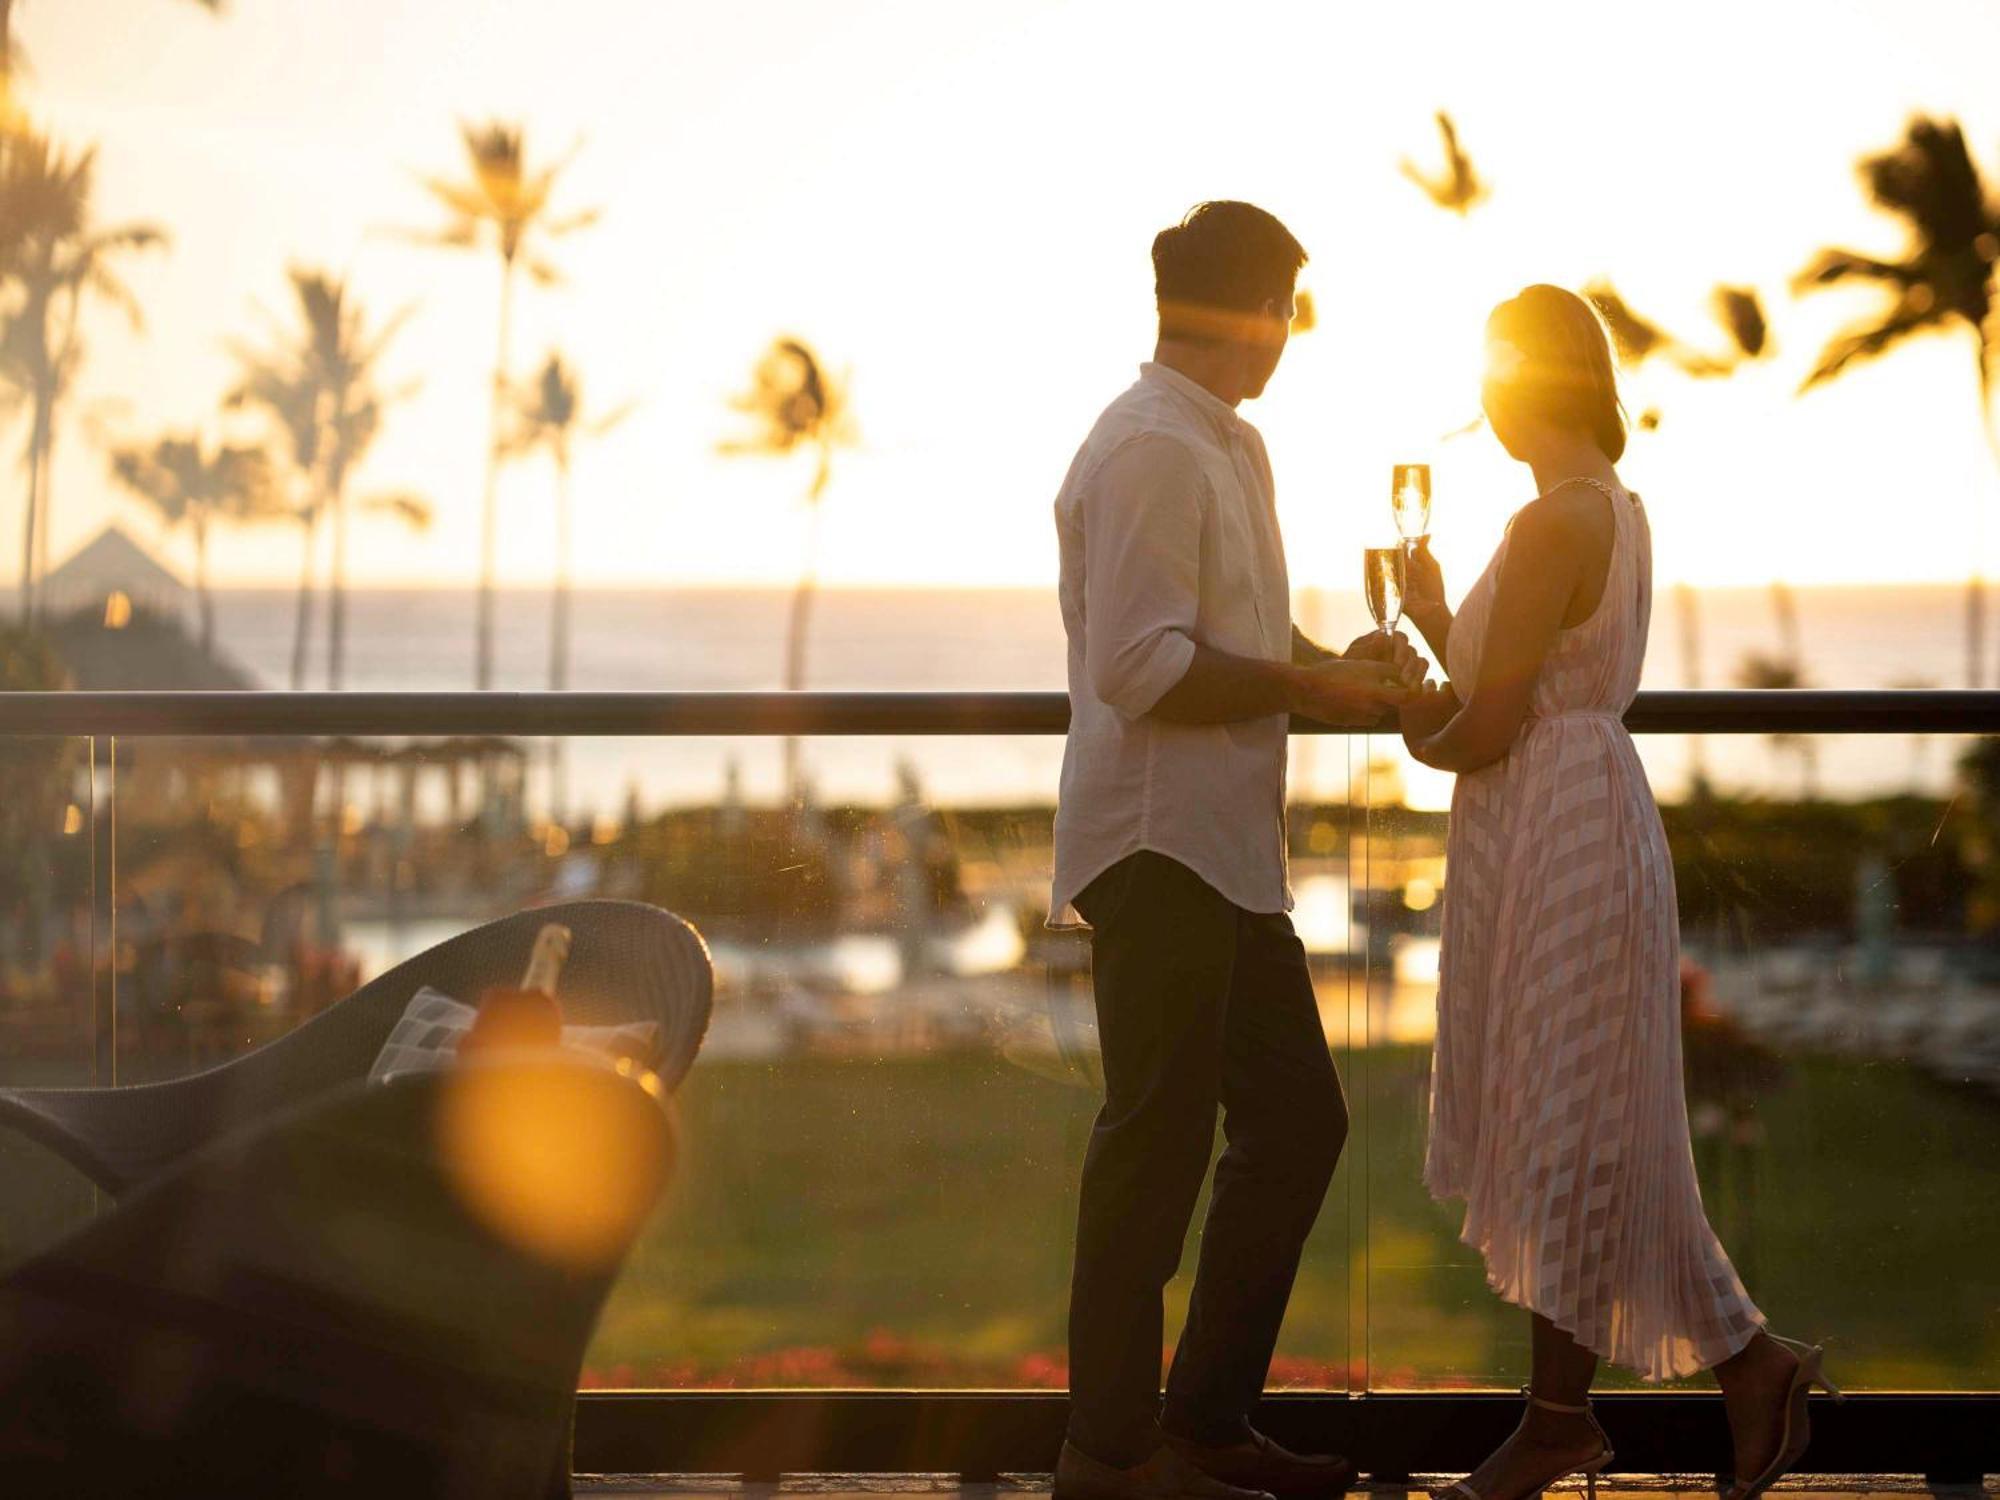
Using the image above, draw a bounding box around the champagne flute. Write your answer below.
[1392,463,1432,547]
[1364,546,1406,637]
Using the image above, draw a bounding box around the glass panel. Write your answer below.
[0,734,105,1266]
[91,730,1362,1390]
[1363,729,2000,1391]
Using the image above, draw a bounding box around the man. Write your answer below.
[1051,201,1423,1500]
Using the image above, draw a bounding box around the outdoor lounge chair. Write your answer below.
[0,899,713,1499]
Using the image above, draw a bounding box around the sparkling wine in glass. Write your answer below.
[1392,463,1432,545]
[1364,546,1406,636]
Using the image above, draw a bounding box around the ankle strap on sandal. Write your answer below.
[1523,1387,1594,1414]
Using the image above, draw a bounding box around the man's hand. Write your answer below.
[1343,630,1429,688]
[1285,657,1412,726]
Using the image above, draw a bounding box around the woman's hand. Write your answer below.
[1401,538,1454,663]
[1399,680,1460,749]
[1404,538,1445,620]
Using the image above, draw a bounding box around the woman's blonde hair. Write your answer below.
[1486,284,1627,462]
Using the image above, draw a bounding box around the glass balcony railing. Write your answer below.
[1,692,1997,1413]
[1358,746,2000,1395]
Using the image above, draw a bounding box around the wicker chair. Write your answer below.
[0,900,713,1499]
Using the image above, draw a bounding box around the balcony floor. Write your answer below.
[575,1479,1997,1498]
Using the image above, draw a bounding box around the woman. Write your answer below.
[1398,285,1836,1500]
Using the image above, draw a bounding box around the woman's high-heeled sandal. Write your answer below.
[1723,1336,1845,1500]
[1432,1389,1617,1500]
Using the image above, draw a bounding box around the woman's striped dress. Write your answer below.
[1425,480,1764,1381]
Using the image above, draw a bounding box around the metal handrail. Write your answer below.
[1,688,1999,737]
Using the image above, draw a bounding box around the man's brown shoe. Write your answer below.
[1161,1428,1357,1498]
[1054,1439,1277,1500]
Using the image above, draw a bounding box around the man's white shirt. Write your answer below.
[1050,362,1294,924]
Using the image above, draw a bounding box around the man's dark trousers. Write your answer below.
[1065,850,1349,1466]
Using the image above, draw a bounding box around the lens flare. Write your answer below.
[437,1060,674,1270]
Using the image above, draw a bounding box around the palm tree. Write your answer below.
[228,327,326,689]
[3,1,222,122]
[1674,580,1712,794]
[0,128,164,622]
[503,350,630,823]
[415,121,598,690]
[1795,117,2000,688]
[227,268,425,688]
[108,434,277,653]
[721,336,857,804]
[1735,583,1816,799]
[503,350,631,695]
[1401,112,1487,216]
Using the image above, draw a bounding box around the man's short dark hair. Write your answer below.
[1152,201,1307,342]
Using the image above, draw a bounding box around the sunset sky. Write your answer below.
[17,0,2000,595]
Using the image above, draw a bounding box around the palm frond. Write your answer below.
[590,399,638,437]
[721,336,856,461]
[1712,285,1771,360]
[358,490,433,531]
[1860,117,1991,255]
[83,263,146,329]
[1799,305,1947,390]
[543,207,603,237]
[1583,280,1673,366]
[87,222,167,255]
[109,441,192,524]
[1399,111,1486,215]
[510,166,559,223]
[108,433,279,527]
[359,303,420,367]
[1798,117,1999,395]
[383,215,482,251]
[418,176,495,223]
[1668,347,1734,379]
[410,121,597,282]
[502,350,630,460]
[1792,248,1923,293]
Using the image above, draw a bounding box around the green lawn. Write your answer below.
[591,1046,2000,1390]
[4,1043,1994,1391]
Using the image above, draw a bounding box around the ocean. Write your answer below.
[199,582,1981,815]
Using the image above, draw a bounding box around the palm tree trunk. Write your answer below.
[1978,355,2000,690]
[327,487,349,690]
[550,457,572,693]
[34,410,52,607]
[548,456,572,826]
[37,293,83,611]
[25,393,53,625]
[475,257,516,691]
[1968,578,1985,691]
[784,511,823,684]
[17,423,39,625]
[193,513,213,656]
[1675,581,1707,791]
[290,506,319,690]
[781,480,826,806]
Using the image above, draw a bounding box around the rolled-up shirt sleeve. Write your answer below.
[1082,433,1204,719]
